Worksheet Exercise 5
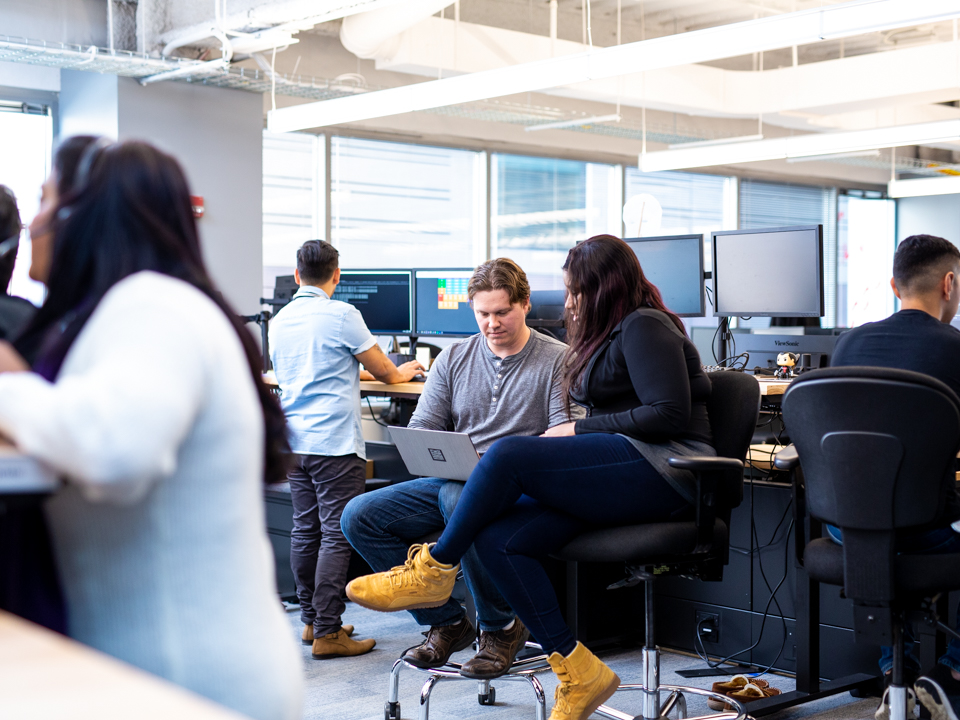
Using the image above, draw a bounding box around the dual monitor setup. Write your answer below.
[624,225,824,320]
[270,225,826,365]
[271,269,480,339]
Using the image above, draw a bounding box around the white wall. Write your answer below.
[896,194,960,245]
[116,78,264,314]
[59,69,118,139]
[0,0,108,46]
[56,71,264,314]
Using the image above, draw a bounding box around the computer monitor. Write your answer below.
[266,274,298,309]
[712,225,824,317]
[730,331,841,370]
[528,290,566,342]
[623,235,705,317]
[333,269,413,334]
[414,269,478,338]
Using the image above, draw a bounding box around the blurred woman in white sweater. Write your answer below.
[0,139,302,720]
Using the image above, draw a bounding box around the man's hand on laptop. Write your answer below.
[541,422,576,437]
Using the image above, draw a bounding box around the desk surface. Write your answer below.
[755,376,791,396]
[0,611,247,720]
[359,380,425,400]
[278,375,789,398]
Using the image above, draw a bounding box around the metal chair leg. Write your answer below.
[522,673,547,720]
[389,658,402,703]
[419,674,440,720]
[661,690,688,719]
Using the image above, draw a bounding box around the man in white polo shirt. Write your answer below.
[269,240,423,660]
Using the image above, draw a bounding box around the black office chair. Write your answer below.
[554,370,761,720]
[776,367,960,720]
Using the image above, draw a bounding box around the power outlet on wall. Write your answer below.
[696,611,721,644]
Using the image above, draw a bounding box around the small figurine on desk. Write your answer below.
[774,351,797,379]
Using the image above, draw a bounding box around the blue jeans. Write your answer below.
[432,434,693,657]
[340,477,515,631]
[826,524,960,675]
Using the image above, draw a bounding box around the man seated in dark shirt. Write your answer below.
[831,234,960,720]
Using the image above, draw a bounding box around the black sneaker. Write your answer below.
[916,664,960,720]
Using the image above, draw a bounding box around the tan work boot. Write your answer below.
[547,642,620,720]
[311,628,376,659]
[302,624,354,645]
[346,543,458,613]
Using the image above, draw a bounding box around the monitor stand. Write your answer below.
[716,317,732,364]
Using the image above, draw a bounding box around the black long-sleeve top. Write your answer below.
[571,309,713,445]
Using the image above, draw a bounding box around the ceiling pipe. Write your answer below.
[340,0,457,60]
[141,28,233,85]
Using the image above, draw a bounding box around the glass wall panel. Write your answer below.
[331,137,485,269]
[739,179,838,328]
[491,154,620,290]
[624,169,737,273]
[837,196,896,327]
[0,110,51,306]
[262,130,324,300]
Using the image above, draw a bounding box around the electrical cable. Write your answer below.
[748,516,794,679]
[693,520,794,671]
[692,475,795,673]
[365,396,391,428]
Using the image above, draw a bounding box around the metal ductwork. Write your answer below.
[340,0,455,61]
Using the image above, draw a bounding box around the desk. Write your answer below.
[360,380,425,401]
[756,377,791,396]
[0,611,247,720]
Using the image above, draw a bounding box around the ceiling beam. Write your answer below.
[268,0,960,132]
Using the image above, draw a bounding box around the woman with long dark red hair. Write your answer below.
[348,235,714,720]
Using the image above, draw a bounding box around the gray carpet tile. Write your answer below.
[287,603,880,720]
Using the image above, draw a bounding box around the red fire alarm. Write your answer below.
[190,195,204,219]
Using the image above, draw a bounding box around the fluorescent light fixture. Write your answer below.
[639,119,960,172]
[668,134,764,150]
[888,176,960,198]
[786,149,880,163]
[268,0,960,132]
[525,113,621,132]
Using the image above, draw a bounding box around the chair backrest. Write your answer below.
[782,366,960,531]
[705,370,761,511]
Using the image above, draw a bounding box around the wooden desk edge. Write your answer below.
[0,611,248,719]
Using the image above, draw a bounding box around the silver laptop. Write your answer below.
[389,426,480,481]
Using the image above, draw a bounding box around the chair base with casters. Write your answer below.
[553,552,747,720]
[384,641,549,720]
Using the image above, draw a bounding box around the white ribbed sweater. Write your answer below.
[0,272,302,720]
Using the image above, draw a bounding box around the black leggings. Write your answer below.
[432,433,691,656]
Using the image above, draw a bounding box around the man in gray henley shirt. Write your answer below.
[341,258,580,680]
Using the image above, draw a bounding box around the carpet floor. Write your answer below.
[288,603,880,720]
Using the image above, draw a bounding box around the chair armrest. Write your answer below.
[773,444,799,471]
[668,456,743,471]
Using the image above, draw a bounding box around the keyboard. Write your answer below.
[409,373,429,383]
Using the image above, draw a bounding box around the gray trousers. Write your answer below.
[288,453,365,636]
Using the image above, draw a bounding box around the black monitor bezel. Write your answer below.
[336,268,414,335]
[711,224,824,318]
[412,267,478,339]
[623,234,706,318]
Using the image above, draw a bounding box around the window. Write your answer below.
[624,169,737,272]
[837,196,895,328]
[262,130,324,301]
[330,137,485,270]
[491,154,620,290]
[0,108,52,305]
[739,179,838,327]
